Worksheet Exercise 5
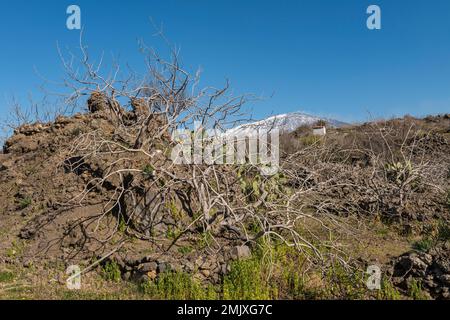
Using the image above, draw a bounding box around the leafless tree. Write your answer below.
[45,30,347,273]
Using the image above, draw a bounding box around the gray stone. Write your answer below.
[123,271,131,281]
[139,262,158,273]
[158,262,171,273]
[439,274,450,285]
[220,263,231,275]
[231,245,251,260]
[201,269,211,278]
[421,253,433,265]
[441,287,450,299]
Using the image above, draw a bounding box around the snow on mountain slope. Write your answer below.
[226,112,347,136]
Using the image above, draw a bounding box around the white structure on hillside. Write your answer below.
[313,126,327,136]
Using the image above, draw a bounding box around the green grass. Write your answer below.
[322,264,367,300]
[377,279,402,300]
[412,238,434,252]
[101,261,121,282]
[60,290,136,300]
[0,238,412,300]
[178,245,193,255]
[141,256,275,300]
[223,258,272,300]
[18,198,32,209]
[142,164,155,177]
[141,271,217,300]
[408,279,429,300]
[0,271,15,283]
[411,220,450,252]
[6,240,25,258]
[437,221,450,242]
[300,135,322,146]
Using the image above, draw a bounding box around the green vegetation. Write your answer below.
[6,241,25,258]
[385,161,414,185]
[101,261,122,282]
[237,169,261,202]
[142,164,155,177]
[300,135,322,146]
[18,197,32,209]
[322,264,368,299]
[0,235,410,300]
[141,271,217,300]
[166,199,184,220]
[377,279,402,300]
[0,271,15,283]
[118,216,127,233]
[408,279,429,300]
[141,242,396,300]
[412,220,450,252]
[412,238,434,252]
[166,226,181,240]
[197,231,214,249]
[237,167,288,205]
[178,245,193,255]
[437,220,450,242]
[223,258,271,300]
[60,290,131,300]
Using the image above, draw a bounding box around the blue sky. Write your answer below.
[1,0,450,123]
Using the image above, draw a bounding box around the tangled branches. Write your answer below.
[282,118,449,225]
[53,34,340,270]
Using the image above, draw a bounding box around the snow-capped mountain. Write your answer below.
[226,112,347,136]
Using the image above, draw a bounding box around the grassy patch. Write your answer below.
[411,220,450,252]
[223,258,272,300]
[408,279,429,300]
[101,261,121,282]
[6,240,25,258]
[322,264,367,299]
[412,238,434,252]
[300,135,322,146]
[18,197,32,209]
[141,271,217,300]
[0,271,15,283]
[437,221,450,242]
[178,245,193,255]
[377,279,402,300]
[60,290,135,300]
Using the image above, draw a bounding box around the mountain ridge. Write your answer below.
[226,111,348,136]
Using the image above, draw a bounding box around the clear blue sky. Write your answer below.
[1,0,450,123]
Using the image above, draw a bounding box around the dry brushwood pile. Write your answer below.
[0,89,339,287]
[0,39,449,298]
[0,41,342,292]
[282,115,450,229]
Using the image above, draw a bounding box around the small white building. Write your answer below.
[313,126,327,136]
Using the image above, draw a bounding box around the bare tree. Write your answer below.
[43,29,345,273]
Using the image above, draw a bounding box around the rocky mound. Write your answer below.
[389,243,450,299]
[0,92,255,285]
